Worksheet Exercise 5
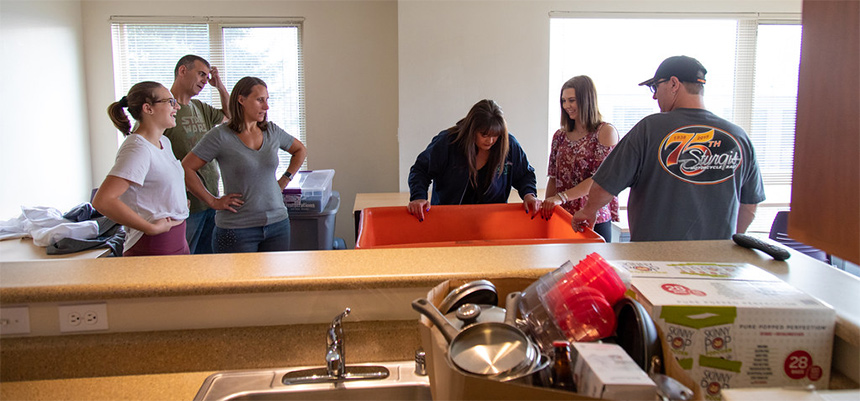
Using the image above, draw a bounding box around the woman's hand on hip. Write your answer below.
[212,193,244,213]
[146,217,183,236]
[408,199,430,222]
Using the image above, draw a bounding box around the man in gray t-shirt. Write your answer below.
[572,56,765,241]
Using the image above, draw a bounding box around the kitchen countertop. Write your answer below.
[1,240,859,399]
[0,238,110,263]
[2,240,858,344]
[0,371,213,401]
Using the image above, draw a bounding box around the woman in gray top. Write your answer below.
[182,77,307,253]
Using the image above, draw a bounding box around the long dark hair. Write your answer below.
[106,81,163,136]
[560,75,603,133]
[227,76,269,133]
[448,99,510,189]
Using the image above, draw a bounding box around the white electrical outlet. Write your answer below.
[59,303,109,333]
[0,306,31,335]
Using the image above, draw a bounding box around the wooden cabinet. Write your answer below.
[790,0,860,264]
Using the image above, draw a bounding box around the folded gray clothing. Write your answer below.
[47,216,125,257]
[63,203,103,222]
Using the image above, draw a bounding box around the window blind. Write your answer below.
[548,16,801,190]
[549,14,801,233]
[110,20,307,176]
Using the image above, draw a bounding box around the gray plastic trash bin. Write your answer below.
[289,191,340,250]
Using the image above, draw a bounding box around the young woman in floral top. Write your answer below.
[540,75,620,241]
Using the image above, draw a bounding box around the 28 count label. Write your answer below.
[784,350,822,381]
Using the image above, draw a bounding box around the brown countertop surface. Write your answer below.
[0,371,213,401]
[2,240,859,399]
[3,240,852,303]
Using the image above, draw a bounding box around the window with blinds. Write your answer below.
[548,15,801,188]
[110,18,307,176]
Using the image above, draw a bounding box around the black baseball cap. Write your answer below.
[639,55,707,86]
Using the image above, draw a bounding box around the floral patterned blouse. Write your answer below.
[547,123,620,224]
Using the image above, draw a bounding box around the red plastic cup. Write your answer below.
[558,253,626,304]
[546,286,616,342]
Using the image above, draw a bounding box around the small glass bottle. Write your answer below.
[550,340,577,391]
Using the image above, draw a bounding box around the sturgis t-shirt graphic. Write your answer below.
[659,125,742,185]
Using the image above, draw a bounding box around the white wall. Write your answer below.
[397,0,803,193]
[0,0,91,218]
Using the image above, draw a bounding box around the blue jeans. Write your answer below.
[214,218,291,253]
[185,209,216,254]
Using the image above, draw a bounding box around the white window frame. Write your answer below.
[548,12,801,234]
[109,16,307,172]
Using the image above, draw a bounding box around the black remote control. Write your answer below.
[732,233,791,261]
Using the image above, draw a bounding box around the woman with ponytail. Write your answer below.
[92,81,190,256]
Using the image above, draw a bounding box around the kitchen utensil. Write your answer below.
[482,293,548,383]
[525,351,553,387]
[613,297,693,401]
[554,253,627,304]
[438,279,499,314]
[498,345,551,386]
[518,255,625,352]
[412,293,536,379]
[518,280,566,352]
[614,297,660,371]
[546,285,616,342]
[446,303,506,330]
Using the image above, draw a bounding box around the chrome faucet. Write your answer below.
[326,308,350,378]
[281,307,389,385]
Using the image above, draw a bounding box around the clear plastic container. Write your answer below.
[283,169,335,214]
[518,254,624,351]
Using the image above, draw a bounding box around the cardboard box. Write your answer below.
[418,278,701,400]
[611,260,782,282]
[631,278,835,401]
[572,342,657,400]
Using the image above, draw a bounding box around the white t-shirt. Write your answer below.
[107,134,189,249]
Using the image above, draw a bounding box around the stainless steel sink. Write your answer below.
[193,361,431,401]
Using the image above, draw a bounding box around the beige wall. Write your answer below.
[0,0,91,217]
[397,0,803,193]
[80,0,399,248]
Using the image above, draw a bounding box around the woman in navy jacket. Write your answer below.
[407,99,540,221]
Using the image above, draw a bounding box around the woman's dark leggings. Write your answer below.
[593,221,613,243]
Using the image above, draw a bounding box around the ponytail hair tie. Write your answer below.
[119,96,129,108]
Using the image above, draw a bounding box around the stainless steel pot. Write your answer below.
[438,280,498,314]
[412,292,537,379]
[445,303,506,330]
[496,344,551,386]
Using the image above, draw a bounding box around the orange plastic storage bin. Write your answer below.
[355,203,604,249]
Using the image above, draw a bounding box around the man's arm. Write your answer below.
[736,203,758,233]
[571,182,616,231]
[209,66,231,121]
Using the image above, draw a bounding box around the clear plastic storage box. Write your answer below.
[282,169,335,214]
